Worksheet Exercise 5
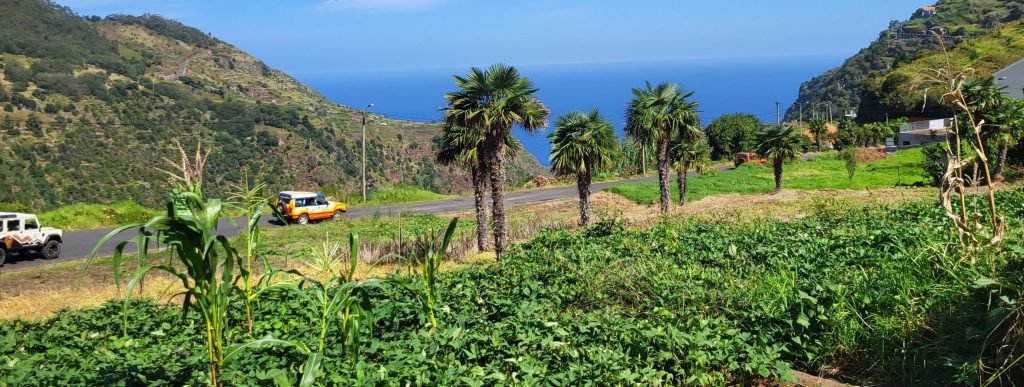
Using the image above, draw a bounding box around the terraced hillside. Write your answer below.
[0,1,544,210]
[785,0,1024,122]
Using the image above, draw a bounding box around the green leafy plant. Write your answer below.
[88,184,241,386]
[87,140,243,386]
[391,217,458,330]
[839,148,857,187]
[228,231,380,386]
[228,169,271,335]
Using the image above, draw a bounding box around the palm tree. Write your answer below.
[625,82,701,213]
[443,63,549,259]
[989,98,1024,179]
[962,77,1005,118]
[756,126,805,193]
[549,109,619,226]
[808,119,827,151]
[435,125,525,251]
[671,136,711,205]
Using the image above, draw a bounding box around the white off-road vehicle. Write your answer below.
[0,212,63,266]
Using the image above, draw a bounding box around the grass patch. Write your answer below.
[607,148,927,204]
[339,184,453,207]
[36,202,159,231]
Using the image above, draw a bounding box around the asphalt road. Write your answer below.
[1,174,676,270]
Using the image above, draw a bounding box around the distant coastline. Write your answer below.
[300,55,844,165]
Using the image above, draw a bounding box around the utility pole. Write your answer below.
[827,102,833,123]
[640,146,646,176]
[361,103,374,203]
[775,102,781,126]
[799,103,803,127]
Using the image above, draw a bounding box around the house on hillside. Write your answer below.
[920,6,937,17]
[995,57,1024,99]
[885,118,950,151]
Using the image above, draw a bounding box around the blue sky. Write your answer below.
[61,0,924,74]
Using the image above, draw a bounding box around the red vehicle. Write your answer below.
[734,152,766,167]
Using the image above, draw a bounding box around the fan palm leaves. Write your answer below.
[549,109,619,225]
[808,119,828,151]
[625,82,700,213]
[442,63,549,259]
[670,136,711,205]
[756,125,805,192]
[989,98,1024,179]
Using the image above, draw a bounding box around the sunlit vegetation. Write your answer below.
[607,148,928,204]
[4,188,1024,384]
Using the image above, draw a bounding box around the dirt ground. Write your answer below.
[0,186,937,321]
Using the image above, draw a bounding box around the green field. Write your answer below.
[337,184,453,208]
[606,149,928,204]
[4,189,1022,385]
[36,202,159,231]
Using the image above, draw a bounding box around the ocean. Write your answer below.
[297,56,843,166]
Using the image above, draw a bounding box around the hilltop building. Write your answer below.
[920,6,936,17]
[885,118,950,150]
[995,57,1024,99]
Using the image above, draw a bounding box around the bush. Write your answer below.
[921,143,947,186]
[0,202,33,212]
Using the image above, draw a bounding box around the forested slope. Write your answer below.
[0,0,544,210]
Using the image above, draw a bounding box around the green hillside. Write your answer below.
[785,0,1024,122]
[0,0,545,211]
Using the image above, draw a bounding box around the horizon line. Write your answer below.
[288,52,850,76]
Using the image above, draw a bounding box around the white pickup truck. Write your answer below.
[0,212,63,266]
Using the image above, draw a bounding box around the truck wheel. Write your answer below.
[298,214,310,225]
[332,211,342,221]
[0,249,5,267]
[42,240,60,260]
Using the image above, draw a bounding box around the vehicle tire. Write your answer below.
[298,214,310,225]
[0,248,5,267]
[332,211,343,221]
[42,240,60,260]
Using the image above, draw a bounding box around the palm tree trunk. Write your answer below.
[994,144,1008,180]
[577,171,593,226]
[485,135,508,259]
[657,138,670,213]
[677,162,689,205]
[471,164,488,252]
[773,158,784,192]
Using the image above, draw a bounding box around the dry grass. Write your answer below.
[0,186,944,321]
[588,187,936,227]
[0,252,496,321]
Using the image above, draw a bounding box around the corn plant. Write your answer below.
[391,217,458,330]
[913,34,1004,249]
[228,172,272,335]
[228,231,379,387]
[88,184,242,386]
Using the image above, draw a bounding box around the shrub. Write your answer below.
[921,143,947,186]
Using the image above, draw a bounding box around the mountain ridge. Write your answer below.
[785,0,1024,123]
[0,0,545,210]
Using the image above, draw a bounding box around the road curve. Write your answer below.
[1,174,684,270]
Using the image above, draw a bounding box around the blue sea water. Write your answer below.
[297,56,842,166]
